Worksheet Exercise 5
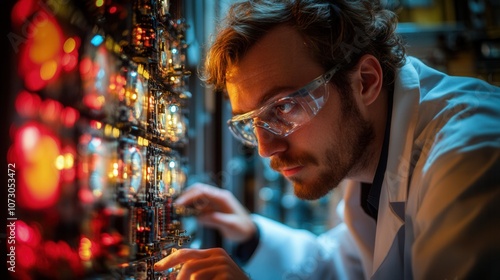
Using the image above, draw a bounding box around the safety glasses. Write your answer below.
[227,66,339,147]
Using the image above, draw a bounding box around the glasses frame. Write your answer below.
[227,65,340,147]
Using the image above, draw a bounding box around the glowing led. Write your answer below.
[79,237,93,261]
[55,155,65,170]
[64,153,74,169]
[40,60,58,81]
[95,0,104,7]
[29,17,61,63]
[63,38,76,53]
[90,34,104,46]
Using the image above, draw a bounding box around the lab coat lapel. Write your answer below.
[372,60,421,274]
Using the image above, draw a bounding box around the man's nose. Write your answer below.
[254,126,287,158]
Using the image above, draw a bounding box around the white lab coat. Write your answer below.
[242,57,500,279]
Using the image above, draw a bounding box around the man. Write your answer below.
[154,0,500,279]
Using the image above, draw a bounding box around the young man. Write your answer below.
[155,0,500,279]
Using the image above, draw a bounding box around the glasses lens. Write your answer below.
[228,118,257,146]
[228,67,334,147]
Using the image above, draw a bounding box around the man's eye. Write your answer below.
[275,101,297,115]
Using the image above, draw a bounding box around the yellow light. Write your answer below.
[112,128,120,138]
[64,153,74,168]
[104,124,112,136]
[97,96,105,106]
[79,237,93,261]
[63,38,76,53]
[40,60,58,81]
[95,0,104,8]
[55,155,65,170]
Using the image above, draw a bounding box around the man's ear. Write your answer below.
[353,54,383,107]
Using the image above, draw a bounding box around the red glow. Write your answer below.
[17,244,36,268]
[17,220,33,243]
[17,10,72,90]
[83,93,104,110]
[11,0,37,27]
[109,6,117,14]
[24,67,46,91]
[61,107,80,127]
[62,53,78,71]
[15,90,41,118]
[79,57,92,76]
[40,99,63,123]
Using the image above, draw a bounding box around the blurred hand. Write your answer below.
[176,183,256,242]
[154,248,249,280]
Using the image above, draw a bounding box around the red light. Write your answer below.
[17,10,66,90]
[40,99,63,123]
[11,0,37,27]
[83,93,104,110]
[15,90,41,118]
[17,244,36,268]
[24,67,46,91]
[61,107,80,127]
[80,57,92,76]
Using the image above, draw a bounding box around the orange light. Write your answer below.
[63,38,76,53]
[40,60,58,81]
[79,237,93,261]
[15,123,61,209]
[29,17,61,63]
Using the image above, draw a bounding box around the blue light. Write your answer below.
[90,35,104,46]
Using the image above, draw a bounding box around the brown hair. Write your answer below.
[202,0,406,93]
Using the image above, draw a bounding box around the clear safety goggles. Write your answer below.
[227,66,339,147]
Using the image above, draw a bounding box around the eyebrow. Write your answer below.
[231,85,298,115]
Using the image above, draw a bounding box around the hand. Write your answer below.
[176,183,256,242]
[154,248,249,280]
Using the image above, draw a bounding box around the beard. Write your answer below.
[270,87,376,200]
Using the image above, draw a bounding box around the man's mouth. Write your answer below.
[281,166,303,177]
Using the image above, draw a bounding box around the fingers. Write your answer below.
[154,248,209,271]
[154,248,248,280]
[175,183,234,213]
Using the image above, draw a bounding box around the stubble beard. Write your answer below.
[288,90,376,200]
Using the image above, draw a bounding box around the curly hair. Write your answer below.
[202,0,406,94]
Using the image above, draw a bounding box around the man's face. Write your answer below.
[226,25,375,200]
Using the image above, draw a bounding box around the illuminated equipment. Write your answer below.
[9,0,192,279]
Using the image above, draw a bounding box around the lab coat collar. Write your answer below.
[371,57,421,273]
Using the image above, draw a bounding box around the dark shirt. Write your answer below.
[361,91,393,221]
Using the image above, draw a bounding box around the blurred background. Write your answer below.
[1,0,499,279]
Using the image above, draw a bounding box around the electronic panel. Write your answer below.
[7,0,192,279]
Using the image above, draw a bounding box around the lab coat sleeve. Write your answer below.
[242,214,364,280]
[410,144,500,279]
